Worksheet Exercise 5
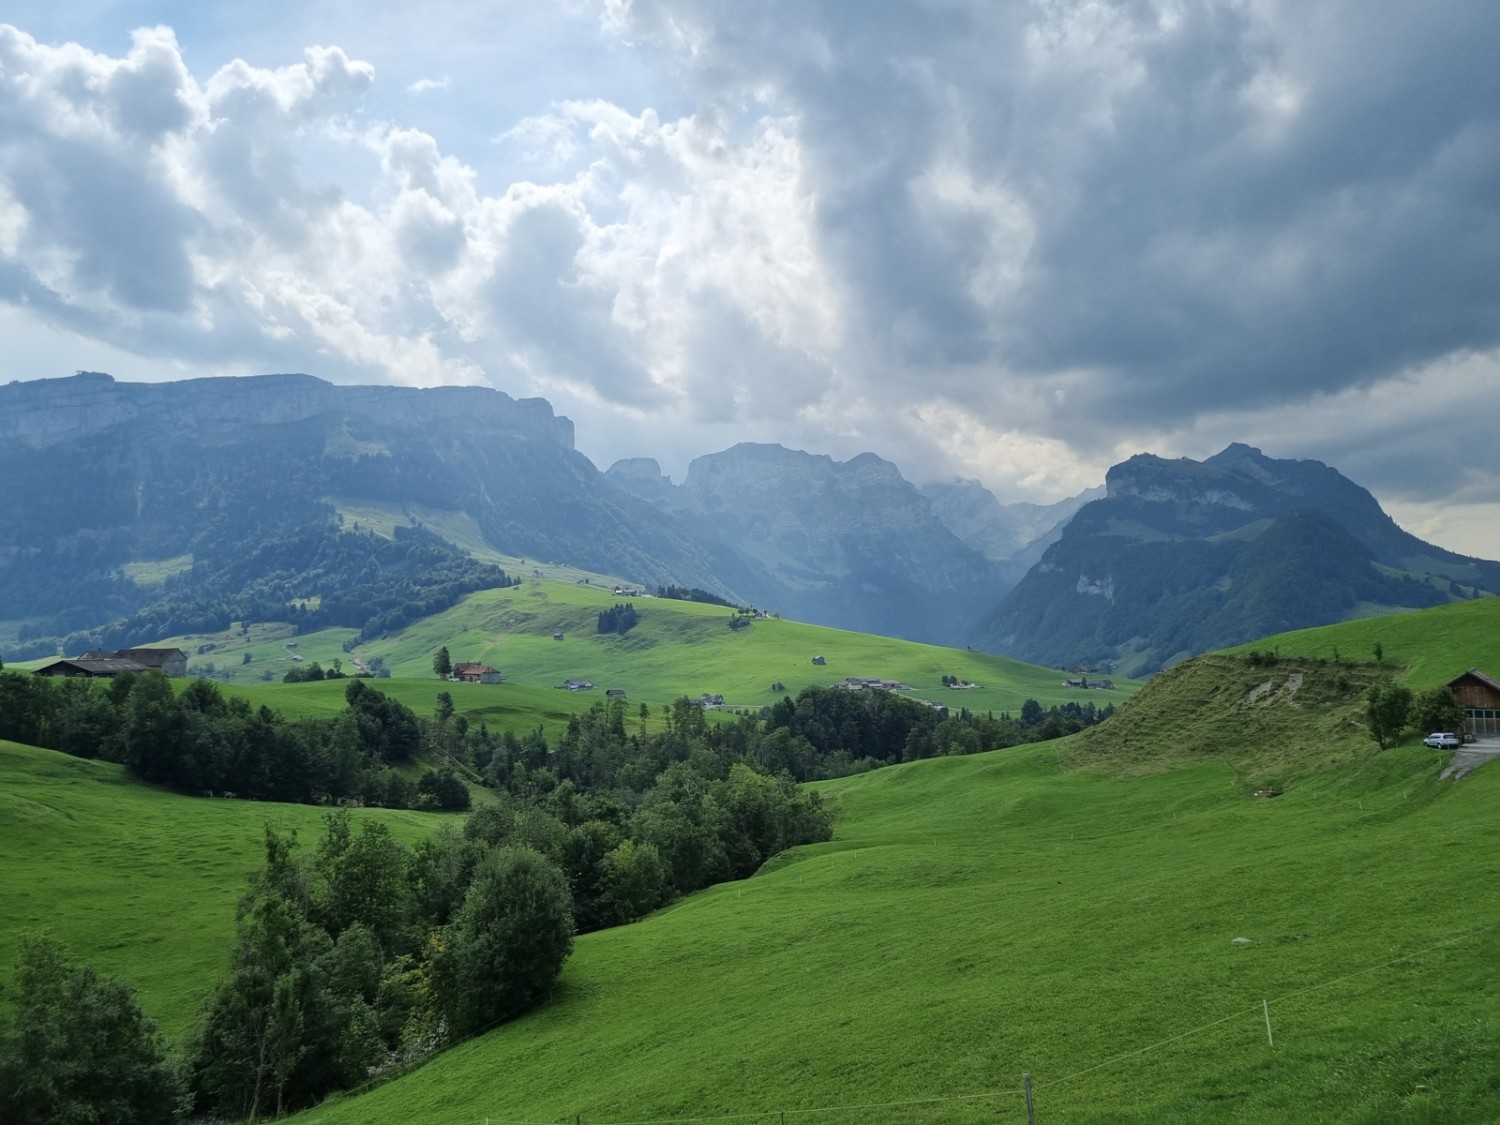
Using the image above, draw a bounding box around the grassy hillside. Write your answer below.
[1222,595,1500,689]
[57,580,1137,738]
[284,722,1499,1124]
[0,741,459,1038]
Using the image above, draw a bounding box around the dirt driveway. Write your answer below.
[1440,737,1500,780]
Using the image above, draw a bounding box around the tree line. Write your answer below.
[0,671,467,810]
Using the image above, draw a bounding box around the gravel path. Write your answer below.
[1440,738,1500,780]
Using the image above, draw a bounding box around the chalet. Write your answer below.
[839,677,909,692]
[1446,669,1500,737]
[553,632,565,641]
[698,693,726,708]
[1063,677,1086,689]
[811,655,826,666]
[38,647,188,678]
[453,662,502,684]
[562,679,595,691]
[1088,678,1115,690]
[606,688,627,698]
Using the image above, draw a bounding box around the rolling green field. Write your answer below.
[5,598,1499,1123]
[87,580,1138,738]
[0,742,462,1038]
[282,709,1498,1124]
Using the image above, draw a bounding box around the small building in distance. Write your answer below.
[1447,668,1500,737]
[562,679,595,691]
[453,662,503,684]
[811,655,826,666]
[606,688,627,698]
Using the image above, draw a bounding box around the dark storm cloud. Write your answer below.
[622,0,1500,425]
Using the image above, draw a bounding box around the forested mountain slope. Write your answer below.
[973,444,1500,675]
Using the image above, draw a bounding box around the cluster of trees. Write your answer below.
[1367,682,1465,749]
[185,818,574,1118]
[0,671,464,810]
[596,603,640,635]
[282,658,349,683]
[0,933,181,1125]
[756,686,1114,780]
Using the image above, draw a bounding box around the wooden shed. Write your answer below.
[1446,668,1500,737]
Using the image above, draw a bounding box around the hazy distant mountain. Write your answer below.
[0,373,754,657]
[971,444,1500,675]
[920,478,1102,562]
[609,444,1008,644]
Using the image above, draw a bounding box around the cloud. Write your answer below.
[406,76,450,96]
[0,6,1495,560]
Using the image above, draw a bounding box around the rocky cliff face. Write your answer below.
[971,445,1500,675]
[648,443,1009,644]
[0,372,574,451]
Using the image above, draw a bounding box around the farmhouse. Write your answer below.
[35,647,188,678]
[453,662,503,684]
[606,688,627,698]
[562,679,595,691]
[1446,668,1500,737]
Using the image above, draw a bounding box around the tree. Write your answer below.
[1366,681,1413,750]
[0,932,182,1125]
[433,646,452,680]
[1411,686,1466,738]
[435,846,574,1037]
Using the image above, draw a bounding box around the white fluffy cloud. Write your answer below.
[0,4,1496,556]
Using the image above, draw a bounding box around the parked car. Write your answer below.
[1422,732,1463,749]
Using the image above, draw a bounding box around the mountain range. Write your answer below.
[1,373,1494,671]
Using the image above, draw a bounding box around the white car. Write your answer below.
[1422,732,1462,749]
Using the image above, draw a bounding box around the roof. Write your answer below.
[1448,668,1500,693]
[35,657,149,676]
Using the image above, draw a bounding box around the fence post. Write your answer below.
[1263,999,1274,1047]
[1024,1071,1035,1124]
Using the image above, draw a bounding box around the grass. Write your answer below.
[7,598,1499,1122]
[0,741,463,1039]
[251,581,1132,718]
[282,721,1499,1125]
[7,579,1138,740]
[1222,596,1500,690]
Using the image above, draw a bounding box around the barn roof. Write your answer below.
[1448,667,1500,693]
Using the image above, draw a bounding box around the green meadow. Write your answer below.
[283,700,1498,1124]
[0,741,460,1039]
[115,580,1138,738]
[4,598,1498,1123]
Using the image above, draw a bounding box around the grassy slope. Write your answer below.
[282,604,1500,1125]
[87,580,1137,738]
[0,742,461,1039]
[1222,595,1500,689]
[288,739,1499,1125]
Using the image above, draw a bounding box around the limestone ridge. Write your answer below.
[970,445,1500,676]
[0,372,574,450]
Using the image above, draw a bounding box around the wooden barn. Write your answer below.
[1446,668,1500,737]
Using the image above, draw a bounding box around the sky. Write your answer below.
[2,1,1498,557]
